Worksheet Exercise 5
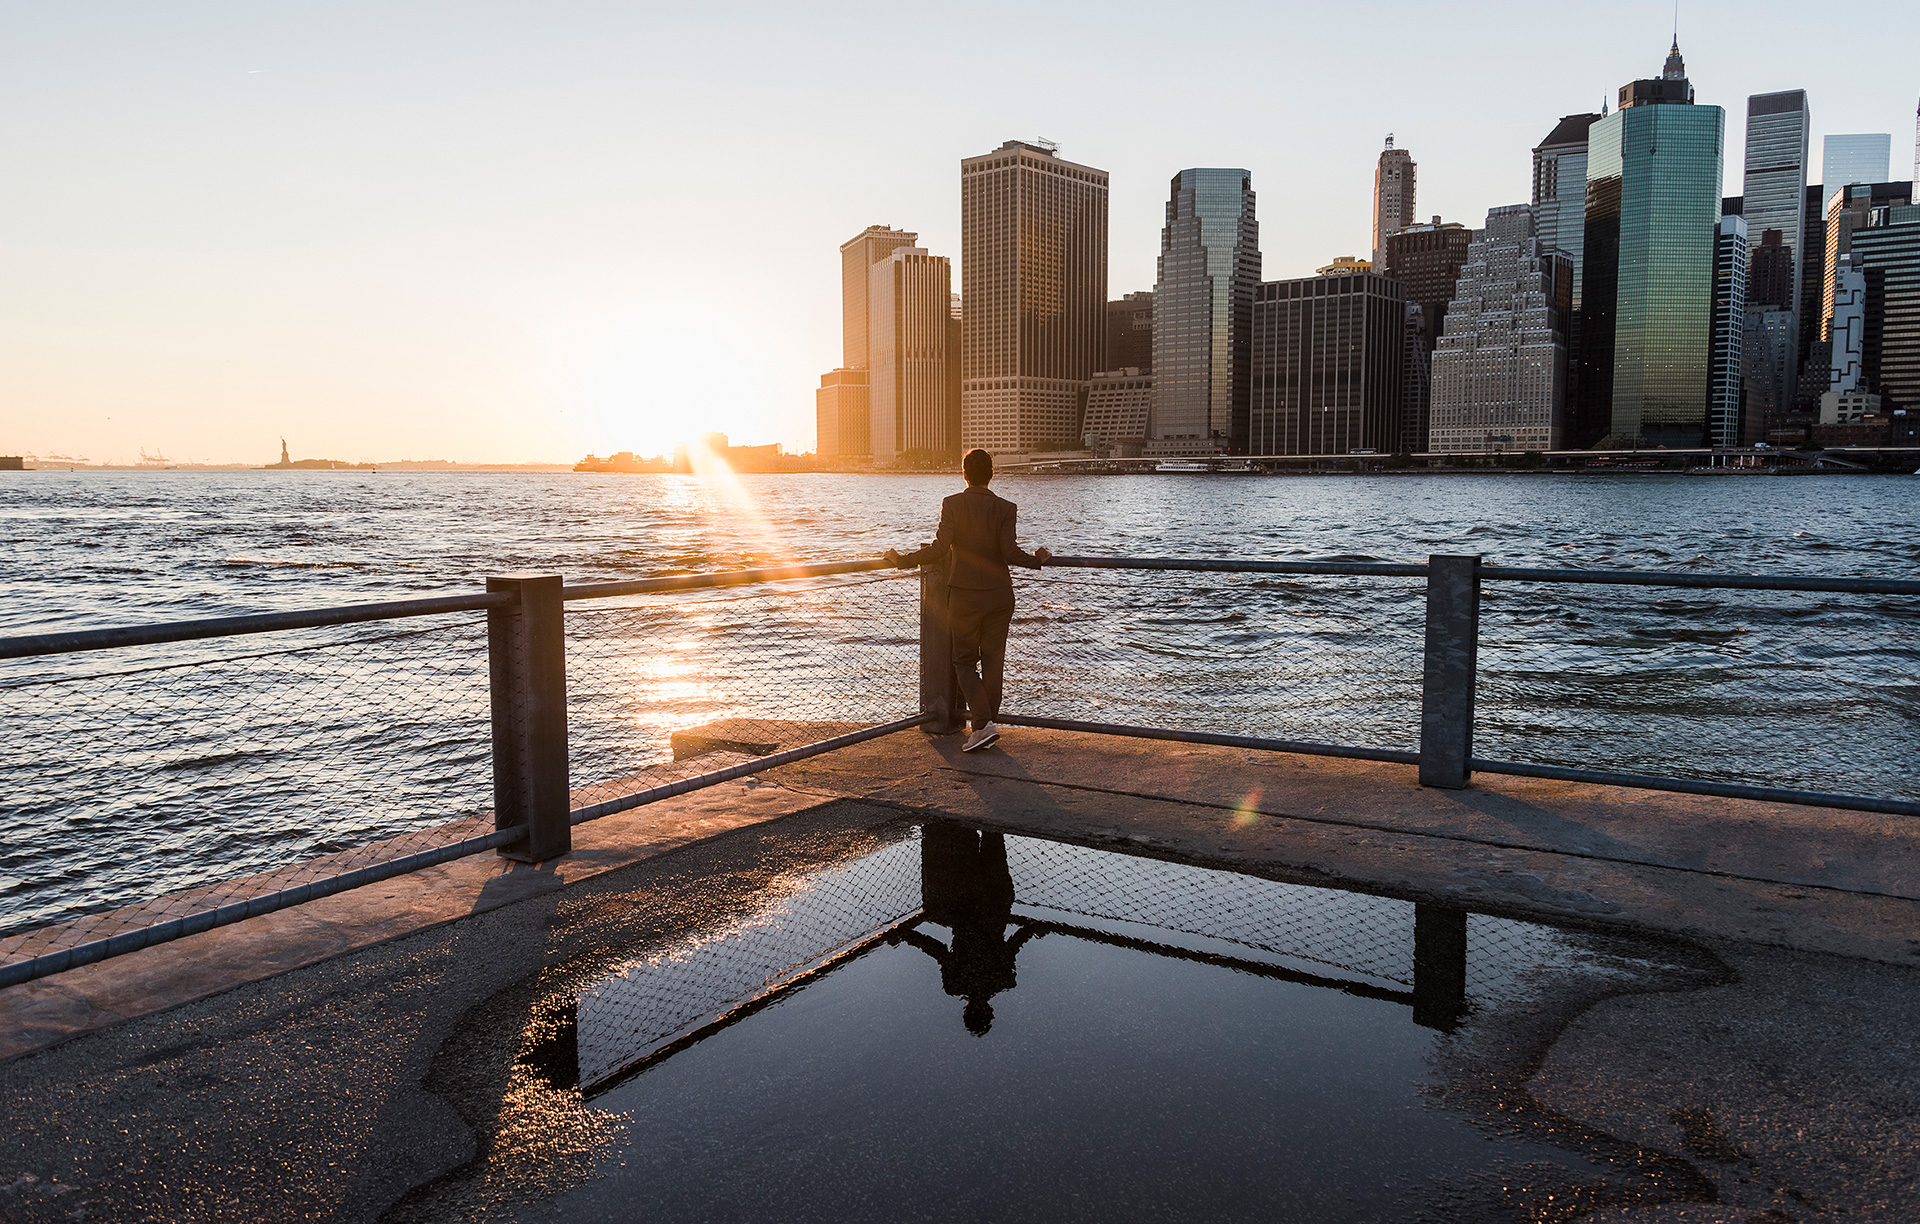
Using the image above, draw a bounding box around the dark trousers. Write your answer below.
[947,586,1014,726]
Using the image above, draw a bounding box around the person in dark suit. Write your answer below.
[886,448,1050,752]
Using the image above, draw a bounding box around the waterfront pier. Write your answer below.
[2,555,1917,1219]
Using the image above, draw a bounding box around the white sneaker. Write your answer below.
[962,723,1001,752]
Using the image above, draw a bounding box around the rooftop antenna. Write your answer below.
[1385,132,1395,149]
[1035,136,1059,154]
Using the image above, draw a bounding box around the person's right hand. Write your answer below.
[1034,547,1052,564]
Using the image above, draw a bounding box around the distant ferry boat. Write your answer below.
[1153,459,1261,474]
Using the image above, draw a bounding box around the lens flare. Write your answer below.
[679,435,790,559]
[1232,789,1262,827]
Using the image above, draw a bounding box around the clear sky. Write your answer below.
[2,0,1915,465]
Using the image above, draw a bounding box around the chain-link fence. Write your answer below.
[0,617,495,968]
[563,574,920,810]
[558,825,1601,1092]
[1476,582,1920,801]
[1003,570,1426,752]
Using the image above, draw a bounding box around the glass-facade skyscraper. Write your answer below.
[1850,204,1920,412]
[1531,114,1604,311]
[1149,168,1259,453]
[1578,42,1725,448]
[1710,215,1750,446]
[1822,134,1892,193]
[1741,90,1809,404]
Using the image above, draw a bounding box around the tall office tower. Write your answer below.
[1427,205,1571,453]
[816,369,871,459]
[946,294,964,461]
[1823,186,1876,339]
[1742,308,1796,440]
[1798,183,1829,378]
[1532,114,1605,306]
[840,225,920,369]
[1823,134,1892,192]
[1710,216,1750,446]
[1749,228,1796,307]
[1850,204,1920,411]
[1385,218,1473,451]
[960,139,1110,455]
[867,247,957,464]
[1575,41,1724,448]
[1740,90,1809,396]
[1372,137,1417,268]
[1248,270,1406,455]
[1385,219,1475,343]
[1399,302,1432,453]
[1149,169,1260,453]
[1106,291,1155,371]
[1826,253,1867,396]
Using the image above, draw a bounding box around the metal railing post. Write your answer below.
[487,574,571,861]
[919,566,961,734]
[1418,553,1481,789]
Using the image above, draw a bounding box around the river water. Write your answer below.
[2,470,1916,939]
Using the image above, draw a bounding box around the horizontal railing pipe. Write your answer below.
[562,558,896,601]
[1468,758,1920,819]
[0,592,516,661]
[1038,555,1430,578]
[1478,566,1920,596]
[0,823,528,990]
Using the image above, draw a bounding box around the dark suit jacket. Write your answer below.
[900,485,1043,593]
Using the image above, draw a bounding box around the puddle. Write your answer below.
[395,820,1727,1223]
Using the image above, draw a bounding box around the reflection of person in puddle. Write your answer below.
[893,824,1041,1035]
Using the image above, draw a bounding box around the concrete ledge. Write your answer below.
[0,750,832,1061]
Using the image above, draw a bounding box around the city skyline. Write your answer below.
[2,2,1917,464]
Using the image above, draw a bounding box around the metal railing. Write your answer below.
[3,550,1916,989]
[0,559,919,988]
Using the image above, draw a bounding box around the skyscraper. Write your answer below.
[840,225,920,369]
[1531,114,1604,309]
[1849,203,1920,411]
[868,247,957,464]
[1740,90,1809,398]
[1149,168,1260,453]
[1576,41,1725,448]
[1372,137,1416,269]
[1248,269,1406,455]
[1106,291,1154,371]
[1710,216,1750,446]
[1385,218,1474,451]
[1428,205,1571,453]
[1823,134,1892,192]
[960,139,1110,455]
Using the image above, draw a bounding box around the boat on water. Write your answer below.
[1153,459,1262,474]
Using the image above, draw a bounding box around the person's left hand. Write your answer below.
[1034,547,1052,564]
[884,548,902,568]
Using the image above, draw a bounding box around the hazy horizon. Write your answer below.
[2,0,1915,466]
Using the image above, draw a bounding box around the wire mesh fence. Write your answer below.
[0,617,494,968]
[1475,582,1920,800]
[1002,570,1426,751]
[563,574,921,809]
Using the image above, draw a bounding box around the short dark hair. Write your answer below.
[963,448,993,486]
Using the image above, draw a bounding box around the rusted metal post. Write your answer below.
[487,574,571,861]
[1418,553,1481,789]
[918,567,961,734]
